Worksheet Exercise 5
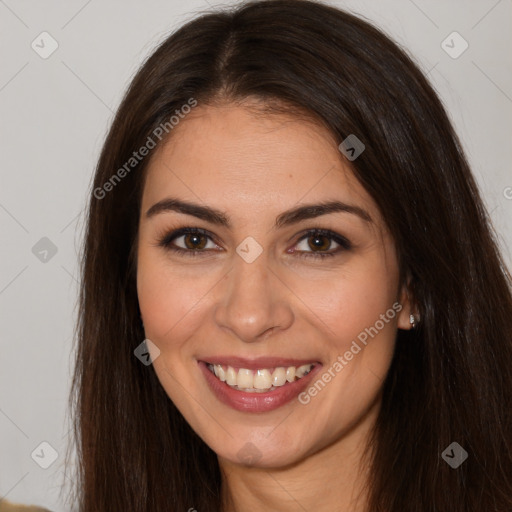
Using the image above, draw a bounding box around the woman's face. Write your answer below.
[137,102,412,468]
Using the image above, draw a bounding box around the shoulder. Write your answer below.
[0,501,51,512]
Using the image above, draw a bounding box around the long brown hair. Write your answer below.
[67,1,512,510]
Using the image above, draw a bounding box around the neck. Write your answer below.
[219,399,379,512]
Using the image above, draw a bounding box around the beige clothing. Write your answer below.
[0,501,50,512]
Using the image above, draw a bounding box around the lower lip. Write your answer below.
[198,361,321,413]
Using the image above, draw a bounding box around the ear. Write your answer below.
[396,278,419,330]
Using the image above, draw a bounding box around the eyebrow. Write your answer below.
[145,197,372,228]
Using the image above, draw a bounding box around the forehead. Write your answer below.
[142,103,381,228]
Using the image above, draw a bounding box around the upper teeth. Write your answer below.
[208,363,314,392]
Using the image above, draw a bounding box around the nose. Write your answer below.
[214,253,294,343]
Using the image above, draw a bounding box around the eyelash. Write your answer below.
[156,227,352,259]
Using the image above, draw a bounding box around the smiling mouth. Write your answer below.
[206,362,316,393]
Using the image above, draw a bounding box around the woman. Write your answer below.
[67,0,512,510]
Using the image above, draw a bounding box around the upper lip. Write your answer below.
[200,356,321,369]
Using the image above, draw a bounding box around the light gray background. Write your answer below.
[1,0,511,510]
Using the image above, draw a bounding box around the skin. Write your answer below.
[136,101,415,512]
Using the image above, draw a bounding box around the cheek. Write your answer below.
[296,257,399,422]
[136,249,218,346]
[290,255,399,352]
[289,253,400,423]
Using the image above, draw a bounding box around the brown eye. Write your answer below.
[158,227,218,255]
[292,229,352,259]
[306,234,331,252]
[183,233,208,250]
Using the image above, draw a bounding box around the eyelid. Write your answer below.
[156,227,222,251]
[293,228,351,250]
[156,226,352,258]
